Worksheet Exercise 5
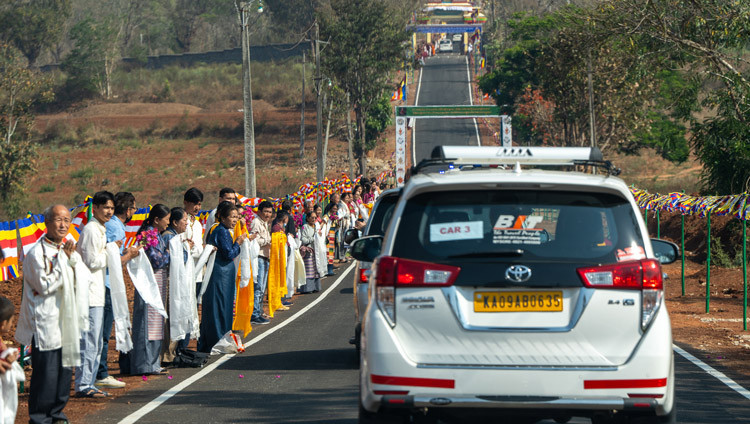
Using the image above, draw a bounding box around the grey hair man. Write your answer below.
[16,205,78,423]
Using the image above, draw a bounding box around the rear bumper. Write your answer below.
[361,303,674,417]
[377,394,660,411]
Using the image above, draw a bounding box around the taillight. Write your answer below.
[359,268,370,283]
[577,259,663,331]
[372,256,461,326]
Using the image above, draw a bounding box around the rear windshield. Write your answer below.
[366,194,399,237]
[392,190,645,264]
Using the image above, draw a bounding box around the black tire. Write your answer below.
[354,322,362,353]
[627,407,676,424]
[358,403,407,424]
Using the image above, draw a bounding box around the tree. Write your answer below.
[479,9,693,162]
[575,0,750,193]
[320,0,409,175]
[171,0,236,52]
[62,16,122,99]
[0,0,71,66]
[0,43,50,208]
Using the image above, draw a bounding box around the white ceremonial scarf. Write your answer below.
[58,250,81,368]
[197,246,217,305]
[238,238,252,289]
[193,244,214,284]
[249,239,260,282]
[294,250,306,289]
[313,222,328,277]
[126,250,168,318]
[0,348,24,424]
[286,234,296,295]
[73,255,90,333]
[169,235,195,341]
[105,243,133,353]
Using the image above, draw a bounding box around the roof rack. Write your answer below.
[411,146,621,176]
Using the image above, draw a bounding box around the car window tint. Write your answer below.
[392,190,644,263]
[367,195,399,237]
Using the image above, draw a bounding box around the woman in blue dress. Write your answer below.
[197,201,248,353]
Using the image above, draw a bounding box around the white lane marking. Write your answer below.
[465,56,481,146]
[412,65,423,167]
[673,344,750,401]
[118,263,357,424]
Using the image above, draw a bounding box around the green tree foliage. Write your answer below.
[319,0,409,175]
[0,43,51,205]
[480,6,702,164]
[62,16,121,100]
[0,0,72,66]
[363,92,393,152]
[585,0,750,194]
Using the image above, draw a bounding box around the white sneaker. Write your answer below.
[95,375,126,388]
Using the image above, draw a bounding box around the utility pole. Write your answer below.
[300,51,306,158]
[314,22,325,182]
[346,92,355,179]
[240,2,257,197]
[587,48,596,149]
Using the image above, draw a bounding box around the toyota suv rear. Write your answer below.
[352,146,678,424]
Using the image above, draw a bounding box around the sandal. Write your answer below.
[75,387,109,398]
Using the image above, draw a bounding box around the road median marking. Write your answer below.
[673,343,750,401]
[118,263,356,423]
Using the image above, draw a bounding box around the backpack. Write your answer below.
[173,349,209,368]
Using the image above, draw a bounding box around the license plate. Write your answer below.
[474,291,563,312]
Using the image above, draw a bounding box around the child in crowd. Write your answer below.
[271,211,288,234]
[0,296,23,424]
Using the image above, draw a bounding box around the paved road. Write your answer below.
[87,263,750,423]
[413,52,480,163]
[85,52,750,424]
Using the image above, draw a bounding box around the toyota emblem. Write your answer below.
[505,265,532,283]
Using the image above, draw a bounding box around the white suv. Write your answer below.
[351,146,678,424]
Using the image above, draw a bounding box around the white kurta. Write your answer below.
[77,219,109,307]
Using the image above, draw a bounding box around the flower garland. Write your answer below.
[135,228,160,248]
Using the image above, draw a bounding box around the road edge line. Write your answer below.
[673,343,750,401]
[118,263,356,423]
[465,55,481,146]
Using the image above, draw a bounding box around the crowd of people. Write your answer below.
[8,177,381,424]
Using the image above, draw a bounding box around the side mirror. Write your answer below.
[350,235,383,262]
[344,228,360,245]
[651,239,679,264]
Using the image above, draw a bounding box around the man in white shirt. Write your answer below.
[250,201,273,325]
[16,205,78,423]
[75,191,117,398]
[178,187,205,351]
[203,187,237,242]
[96,192,139,389]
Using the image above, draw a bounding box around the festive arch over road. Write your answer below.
[394,105,511,186]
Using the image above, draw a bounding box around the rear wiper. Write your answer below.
[447,250,525,259]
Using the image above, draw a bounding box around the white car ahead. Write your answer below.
[438,39,453,53]
[352,146,678,424]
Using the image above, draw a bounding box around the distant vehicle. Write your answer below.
[452,33,463,42]
[354,145,678,424]
[438,39,453,53]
